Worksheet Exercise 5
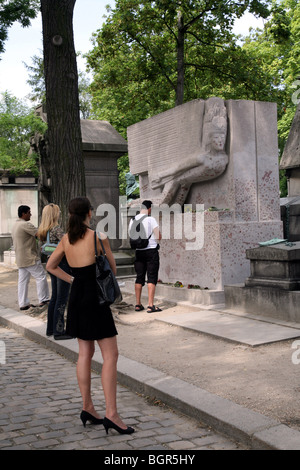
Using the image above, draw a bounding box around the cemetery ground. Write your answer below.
[1,264,300,450]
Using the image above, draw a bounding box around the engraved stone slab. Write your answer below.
[128,98,230,206]
[128,99,205,176]
[127,98,283,290]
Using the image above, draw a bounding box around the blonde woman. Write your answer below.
[37,204,72,340]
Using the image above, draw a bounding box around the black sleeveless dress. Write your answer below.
[65,263,118,341]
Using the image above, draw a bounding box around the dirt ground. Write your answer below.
[1,264,300,432]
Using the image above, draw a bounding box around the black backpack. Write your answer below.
[129,215,152,249]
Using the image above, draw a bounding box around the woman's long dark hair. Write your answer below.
[67,197,92,245]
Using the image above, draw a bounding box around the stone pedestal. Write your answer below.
[224,283,300,323]
[280,197,300,242]
[158,210,283,290]
[224,242,300,322]
[245,242,300,290]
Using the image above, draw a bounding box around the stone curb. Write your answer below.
[1,305,300,450]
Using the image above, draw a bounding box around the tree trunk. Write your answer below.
[176,11,185,107]
[40,0,86,229]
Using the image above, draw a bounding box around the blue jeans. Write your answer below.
[47,257,71,336]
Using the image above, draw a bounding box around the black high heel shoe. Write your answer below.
[80,410,103,427]
[103,417,135,435]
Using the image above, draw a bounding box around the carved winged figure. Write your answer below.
[149,98,228,206]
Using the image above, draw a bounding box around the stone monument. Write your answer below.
[128,97,228,206]
[225,241,300,322]
[279,102,300,187]
[280,102,300,241]
[224,102,300,322]
[127,98,283,295]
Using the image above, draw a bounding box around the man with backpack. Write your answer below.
[129,200,162,313]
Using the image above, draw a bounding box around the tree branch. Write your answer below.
[186,29,231,50]
[125,29,176,92]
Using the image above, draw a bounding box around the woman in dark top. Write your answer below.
[46,197,134,435]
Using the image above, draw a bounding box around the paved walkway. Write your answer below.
[0,327,245,451]
[1,265,300,450]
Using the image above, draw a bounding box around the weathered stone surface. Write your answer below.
[244,242,300,291]
[128,98,229,206]
[280,103,300,170]
[128,99,282,290]
[246,242,300,261]
[81,119,128,153]
[224,283,300,323]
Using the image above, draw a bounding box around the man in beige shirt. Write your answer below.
[11,205,50,310]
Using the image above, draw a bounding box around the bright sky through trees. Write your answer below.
[0,0,264,103]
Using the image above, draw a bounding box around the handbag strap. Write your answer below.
[133,215,152,239]
[94,231,106,257]
[46,231,50,243]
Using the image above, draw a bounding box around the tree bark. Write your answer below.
[40,0,86,229]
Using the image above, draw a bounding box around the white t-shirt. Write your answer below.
[129,214,159,250]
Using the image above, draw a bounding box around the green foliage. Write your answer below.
[24,53,93,118]
[86,0,272,193]
[0,0,39,55]
[24,52,46,104]
[117,154,130,196]
[240,0,300,195]
[0,92,47,175]
[86,0,271,135]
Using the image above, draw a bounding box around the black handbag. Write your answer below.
[94,231,122,306]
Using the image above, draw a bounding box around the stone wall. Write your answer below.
[0,184,38,235]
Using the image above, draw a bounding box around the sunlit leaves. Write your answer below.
[0,92,47,175]
[86,0,272,138]
[0,0,39,54]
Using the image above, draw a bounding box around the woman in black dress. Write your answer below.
[46,197,134,435]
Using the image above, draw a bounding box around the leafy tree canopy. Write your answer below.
[84,0,299,197]
[0,0,40,55]
[241,0,300,150]
[85,0,272,194]
[86,0,271,136]
[0,92,47,175]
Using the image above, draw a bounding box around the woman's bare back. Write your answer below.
[62,228,116,275]
[62,228,98,268]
